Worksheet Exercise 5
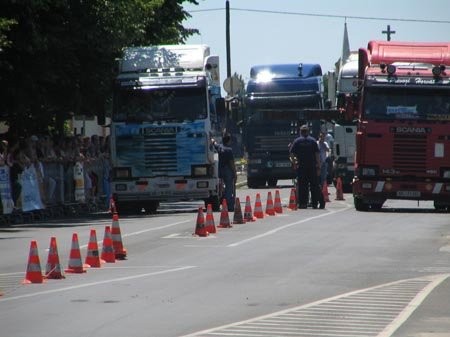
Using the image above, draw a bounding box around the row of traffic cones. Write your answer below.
[22,210,127,284]
[194,190,285,237]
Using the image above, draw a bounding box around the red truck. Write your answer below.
[352,40,450,211]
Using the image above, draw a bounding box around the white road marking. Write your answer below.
[180,274,450,337]
[80,219,191,249]
[0,265,196,302]
[227,206,350,247]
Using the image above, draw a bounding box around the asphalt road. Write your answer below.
[1,182,450,337]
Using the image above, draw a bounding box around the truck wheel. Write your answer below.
[247,177,259,189]
[267,178,277,187]
[144,201,159,214]
[434,201,450,212]
[205,195,220,212]
[354,196,369,211]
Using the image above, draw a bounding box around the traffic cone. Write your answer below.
[111,213,127,260]
[101,226,116,263]
[45,237,65,279]
[85,229,104,268]
[322,181,330,202]
[265,191,276,216]
[65,233,88,273]
[335,177,345,201]
[205,204,216,234]
[218,199,232,228]
[288,188,298,210]
[253,193,264,219]
[22,240,45,284]
[193,206,209,237]
[274,190,283,213]
[244,195,256,222]
[232,197,245,224]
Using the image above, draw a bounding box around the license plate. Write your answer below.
[397,191,421,197]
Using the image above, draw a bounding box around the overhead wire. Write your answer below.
[188,7,450,24]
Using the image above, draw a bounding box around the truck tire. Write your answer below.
[144,201,159,214]
[354,196,369,211]
[205,195,220,212]
[247,177,259,189]
[267,178,277,187]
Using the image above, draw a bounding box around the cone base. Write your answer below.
[22,277,45,284]
[46,274,65,279]
[65,269,87,273]
[114,248,127,260]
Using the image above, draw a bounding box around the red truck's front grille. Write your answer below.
[392,134,427,173]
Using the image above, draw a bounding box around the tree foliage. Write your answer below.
[0,0,199,136]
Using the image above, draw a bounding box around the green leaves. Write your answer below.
[0,0,199,136]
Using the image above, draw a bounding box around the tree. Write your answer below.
[0,0,199,137]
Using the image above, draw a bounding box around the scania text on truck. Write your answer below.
[243,63,324,188]
[111,45,225,213]
[352,41,450,211]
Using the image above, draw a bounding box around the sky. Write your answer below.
[182,0,450,93]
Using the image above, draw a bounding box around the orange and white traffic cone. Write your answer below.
[45,237,65,279]
[244,196,256,222]
[335,177,345,201]
[85,229,104,268]
[193,206,208,237]
[274,190,283,214]
[22,240,45,284]
[101,226,116,263]
[232,197,245,224]
[265,191,276,216]
[65,233,88,273]
[322,181,330,202]
[288,188,298,210]
[111,213,127,260]
[205,204,216,234]
[218,199,232,228]
[253,193,264,219]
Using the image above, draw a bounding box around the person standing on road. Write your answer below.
[289,125,324,209]
[212,133,237,211]
[317,132,330,186]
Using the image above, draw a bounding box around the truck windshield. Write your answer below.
[364,87,450,121]
[113,87,207,122]
[246,97,322,122]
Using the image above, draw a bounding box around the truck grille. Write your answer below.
[143,135,177,173]
[393,134,426,173]
[255,135,293,152]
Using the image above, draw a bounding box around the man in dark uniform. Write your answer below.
[212,133,237,211]
[289,124,324,209]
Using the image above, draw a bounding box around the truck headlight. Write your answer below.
[114,167,131,179]
[442,169,450,179]
[192,165,208,177]
[359,166,378,177]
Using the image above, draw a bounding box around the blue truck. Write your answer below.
[110,45,224,213]
[243,63,325,188]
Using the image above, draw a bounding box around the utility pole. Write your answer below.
[225,1,232,95]
[382,25,396,41]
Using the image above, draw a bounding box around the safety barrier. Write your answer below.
[0,158,110,226]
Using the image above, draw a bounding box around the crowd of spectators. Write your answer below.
[0,133,112,213]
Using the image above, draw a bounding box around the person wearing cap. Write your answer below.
[289,124,324,209]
